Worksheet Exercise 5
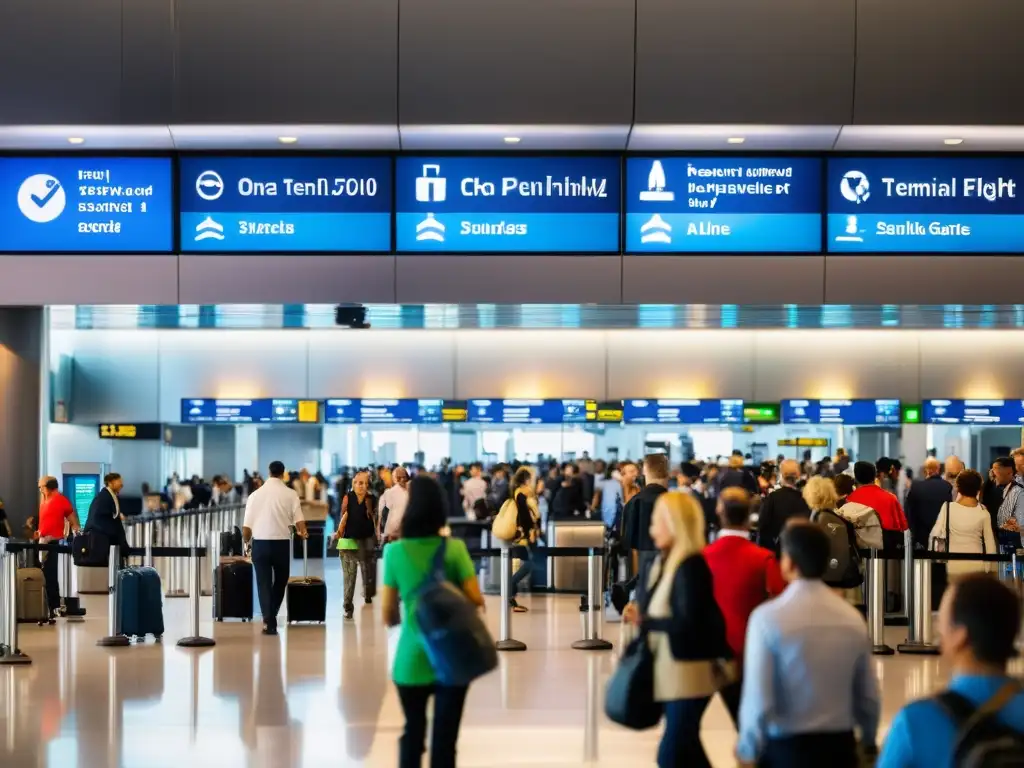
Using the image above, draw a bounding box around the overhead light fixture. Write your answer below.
[277,136,298,145]
[943,138,964,146]
[726,137,745,145]
[503,136,521,144]
[67,137,85,145]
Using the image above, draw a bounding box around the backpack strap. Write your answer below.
[938,682,1022,751]
[430,538,448,580]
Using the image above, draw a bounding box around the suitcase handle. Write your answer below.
[303,536,308,579]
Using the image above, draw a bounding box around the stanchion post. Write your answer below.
[144,520,154,569]
[898,553,940,655]
[867,550,895,655]
[178,514,215,648]
[0,546,31,664]
[97,544,129,647]
[60,546,86,620]
[572,548,613,651]
[496,546,526,652]
[165,515,187,599]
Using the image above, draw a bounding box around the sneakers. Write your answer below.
[364,597,373,606]
[344,606,354,620]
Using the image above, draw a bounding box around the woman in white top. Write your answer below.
[929,469,998,576]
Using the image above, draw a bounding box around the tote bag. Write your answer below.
[604,632,662,730]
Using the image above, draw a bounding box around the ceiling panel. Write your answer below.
[398,0,634,125]
[825,257,1024,305]
[854,0,1024,124]
[635,0,856,125]
[629,125,841,151]
[122,0,175,124]
[0,257,179,305]
[0,0,123,124]
[174,0,398,123]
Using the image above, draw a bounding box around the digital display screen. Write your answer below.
[179,156,392,252]
[623,399,745,424]
[595,400,625,423]
[923,399,1024,425]
[324,399,446,424]
[63,474,100,527]
[827,158,1024,253]
[782,399,902,425]
[743,403,781,424]
[0,157,173,252]
[181,398,305,424]
[625,157,822,253]
[395,156,621,252]
[466,399,598,424]
[98,423,163,440]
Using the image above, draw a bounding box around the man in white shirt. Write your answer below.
[461,463,489,518]
[243,461,307,636]
[380,466,410,541]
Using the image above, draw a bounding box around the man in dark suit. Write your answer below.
[904,457,954,548]
[84,472,128,561]
[756,459,811,556]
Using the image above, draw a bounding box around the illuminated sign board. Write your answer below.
[923,399,1024,425]
[395,156,621,252]
[97,423,162,440]
[625,157,822,253]
[743,403,781,424]
[181,399,312,424]
[179,156,392,252]
[466,399,599,424]
[0,157,173,252]
[623,399,744,424]
[782,399,902,425]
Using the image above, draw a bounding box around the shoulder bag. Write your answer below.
[931,501,951,554]
[604,630,662,730]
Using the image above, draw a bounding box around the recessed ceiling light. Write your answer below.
[944,138,964,146]
[726,137,745,145]
[503,136,521,144]
[67,137,85,145]
[278,136,298,145]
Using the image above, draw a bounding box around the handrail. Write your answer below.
[123,501,245,527]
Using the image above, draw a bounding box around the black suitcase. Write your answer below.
[287,538,326,624]
[220,527,244,557]
[214,558,254,622]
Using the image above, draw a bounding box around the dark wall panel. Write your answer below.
[825,257,1024,305]
[399,0,634,125]
[122,0,175,124]
[174,0,398,123]
[0,0,123,123]
[623,257,825,304]
[0,257,179,305]
[635,0,855,124]
[396,256,622,304]
[855,0,1024,124]
[178,256,396,303]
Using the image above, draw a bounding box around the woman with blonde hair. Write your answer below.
[623,492,733,768]
[803,476,862,590]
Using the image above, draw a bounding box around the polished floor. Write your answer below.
[0,558,997,767]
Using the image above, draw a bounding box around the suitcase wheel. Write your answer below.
[154,635,162,642]
[216,618,223,622]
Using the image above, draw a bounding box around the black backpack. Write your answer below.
[937,682,1024,767]
[811,509,863,588]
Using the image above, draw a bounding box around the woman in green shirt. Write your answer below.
[382,475,484,768]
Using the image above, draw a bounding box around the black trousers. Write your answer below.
[251,539,290,629]
[40,549,60,615]
[720,678,743,728]
[396,683,468,768]
[759,730,858,768]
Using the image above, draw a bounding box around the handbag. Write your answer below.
[71,530,110,567]
[931,501,951,554]
[604,631,663,730]
[491,498,518,542]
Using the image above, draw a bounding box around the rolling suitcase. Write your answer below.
[214,558,254,622]
[286,538,326,624]
[117,566,164,641]
[17,568,50,624]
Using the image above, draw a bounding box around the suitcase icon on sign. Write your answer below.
[415,164,446,203]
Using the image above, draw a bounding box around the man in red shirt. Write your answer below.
[37,476,80,621]
[704,487,786,725]
[845,461,909,550]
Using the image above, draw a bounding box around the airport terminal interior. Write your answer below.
[4,0,1024,764]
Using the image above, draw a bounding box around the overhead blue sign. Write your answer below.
[395,156,620,252]
[625,157,822,253]
[325,399,445,424]
[179,156,392,252]
[0,157,172,252]
[181,398,301,424]
[467,399,597,424]
[827,158,1024,252]
[623,399,744,424]
[782,399,901,425]
[923,399,1024,425]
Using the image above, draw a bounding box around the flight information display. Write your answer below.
[0,156,173,252]
[625,157,822,253]
[623,399,744,424]
[179,156,392,252]
[324,399,447,424]
[467,399,598,424]
[923,399,1024,425]
[782,399,902,425]
[181,398,310,424]
[827,157,1024,253]
[395,156,621,252]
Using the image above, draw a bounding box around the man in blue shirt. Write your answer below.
[737,521,880,767]
[878,573,1024,767]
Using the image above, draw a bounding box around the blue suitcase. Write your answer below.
[117,566,165,641]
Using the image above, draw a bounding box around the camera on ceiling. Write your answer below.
[335,304,370,329]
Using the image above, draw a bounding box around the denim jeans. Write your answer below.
[658,696,712,768]
[396,683,468,768]
[510,545,533,599]
[251,539,290,629]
